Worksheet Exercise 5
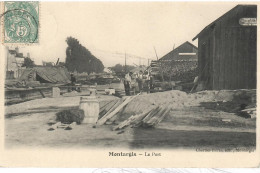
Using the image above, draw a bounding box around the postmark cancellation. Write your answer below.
[1,1,39,44]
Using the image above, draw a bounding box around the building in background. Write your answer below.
[193,5,257,90]
[151,41,198,83]
[5,47,27,79]
[159,41,198,62]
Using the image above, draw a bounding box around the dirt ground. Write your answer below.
[5,90,256,150]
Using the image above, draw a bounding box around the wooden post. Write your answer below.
[154,46,159,61]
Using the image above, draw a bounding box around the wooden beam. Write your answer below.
[97,94,140,125]
[113,109,152,131]
[38,89,45,98]
[99,99,124,118]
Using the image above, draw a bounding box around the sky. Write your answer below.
[13,2,240,67]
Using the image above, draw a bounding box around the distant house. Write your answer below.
[42,61,55,66]
[160,41,198,61]
[5,47,26,79]
[193,5,256,90]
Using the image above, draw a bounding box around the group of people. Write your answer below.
[123,70,155,96]
[68,72,154,96]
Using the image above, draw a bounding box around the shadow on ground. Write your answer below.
[130,127,256,150]
[200,101,252,118]
[199,90,256,119]
[5,106,78,118]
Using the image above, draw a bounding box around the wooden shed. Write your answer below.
[160,41,198,61]
[192,5,257,90]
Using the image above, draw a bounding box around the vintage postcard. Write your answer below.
[0,1,259,167]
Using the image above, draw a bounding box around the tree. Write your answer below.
[22,57,35,68]
[65,37,104,73]
[110,64,135,73]
[110,64,124,73]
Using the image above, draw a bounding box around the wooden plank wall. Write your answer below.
[199,7,256,90]
[224,15,233,89]
[249,27,257,89]
[213,21,221,89]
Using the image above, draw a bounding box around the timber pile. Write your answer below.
[97,94,140,125]
[113,105,171,131]
[240,107,256,119]
[112,110,152,130]
[142,106,171,127]
[171,67,198,82]
[99,99,124,118]
[161,61,198,82]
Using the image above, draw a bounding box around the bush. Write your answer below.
[56,109,85,124]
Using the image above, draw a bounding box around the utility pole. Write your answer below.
[153,46,159,61]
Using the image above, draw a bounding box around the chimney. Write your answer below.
[27,53,30,58]
[15,47,19,53]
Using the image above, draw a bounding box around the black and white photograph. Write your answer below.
[0,1,258,167]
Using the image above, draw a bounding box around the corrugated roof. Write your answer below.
[19,67,71,83]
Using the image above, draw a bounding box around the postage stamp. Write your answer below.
[2,1,39,43]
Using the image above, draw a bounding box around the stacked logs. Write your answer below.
[113,105,171,131]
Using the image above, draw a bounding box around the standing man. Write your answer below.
[142,70,151,93]
[70,73,76,91]
[137,70,143,93]
[129,72,138,95]
[149,74,155,93]
[124,72,131,96]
